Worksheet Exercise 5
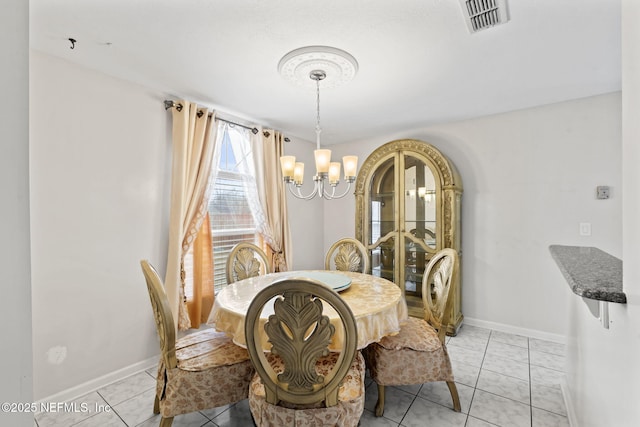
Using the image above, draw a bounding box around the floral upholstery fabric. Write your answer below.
[248,351,366,427]
[363,317,453,386]
[155,328,254,418]
[375,317,442,352]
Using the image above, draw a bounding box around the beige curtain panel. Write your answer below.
[166,101,217,330]
[253,130,292,271]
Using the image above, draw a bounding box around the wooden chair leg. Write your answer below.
[153,394,160,414]
[375,383,385,417]
[159,416,174,427]
[446,381,461,412]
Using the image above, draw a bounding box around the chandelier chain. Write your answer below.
[315,77,322,149]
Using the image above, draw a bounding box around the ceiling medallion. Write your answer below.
[278,46,359,200]
[278,46,359,89]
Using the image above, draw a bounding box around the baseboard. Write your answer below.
[463,317,566,344]
[37,355,159,404]
[560,378,578,427]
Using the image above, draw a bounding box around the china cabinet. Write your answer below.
[355,139,463,335]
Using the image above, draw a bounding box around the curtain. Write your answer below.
[165,101,217,331]
[252,129,292,271]
[186,212,215,327]
[228,123,270,253]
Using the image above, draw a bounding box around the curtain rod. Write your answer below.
[164,100,289,141]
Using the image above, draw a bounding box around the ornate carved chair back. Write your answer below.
[325,238,370,274]
[226,242,271,284]
[140,260,177,369]
[244,278,358,408]
[421,248,459,344]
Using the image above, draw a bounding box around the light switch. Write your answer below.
[597,186,610,199]
[580,222,591,236]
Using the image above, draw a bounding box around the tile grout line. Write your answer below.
[398,388,421,427]
[97,387,156,427]
[461,329,491,426]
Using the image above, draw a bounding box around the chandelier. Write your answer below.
[278,46,359,200]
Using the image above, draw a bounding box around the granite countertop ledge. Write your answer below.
[549,245,626,304]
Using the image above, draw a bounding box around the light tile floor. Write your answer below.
[34,325,569,427]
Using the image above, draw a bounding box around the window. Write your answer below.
[185,121,259,300]
[208,123,260,293]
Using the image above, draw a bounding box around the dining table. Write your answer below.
[207,270,409,352]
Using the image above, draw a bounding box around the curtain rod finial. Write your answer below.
[164,100,183,112]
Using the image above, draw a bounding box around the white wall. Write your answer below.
[560,2,640,425]
[282,138,326,270]
[30,51,170,400]
[327,93,622,338]
[29,51,326,400]
[0,1,33,425]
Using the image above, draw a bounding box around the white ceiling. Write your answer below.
[30,0,621,145]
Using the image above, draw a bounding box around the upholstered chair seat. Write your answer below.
[363,249,461,417]
[248,351,365,426]
[155,328,254,419]
[364,317,453,386]
[141,260,254,427]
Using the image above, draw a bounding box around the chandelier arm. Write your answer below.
[322,181,353,200]
[321,181,335,199]
[287,182,320,200]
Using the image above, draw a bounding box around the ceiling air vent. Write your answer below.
[459,0,509,33]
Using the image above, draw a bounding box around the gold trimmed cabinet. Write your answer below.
[355,139,463,335]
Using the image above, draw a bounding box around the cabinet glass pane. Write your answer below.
[371,236,395,282]
[404,155,437,248]
[369,157,395,281]
[369,157,395,245]
[404,233,425,295]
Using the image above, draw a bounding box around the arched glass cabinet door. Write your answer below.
[368,155,395,281]
[355,139,463,335]
[402,153,438,304]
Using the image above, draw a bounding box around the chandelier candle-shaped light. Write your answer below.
[278,46,359,200]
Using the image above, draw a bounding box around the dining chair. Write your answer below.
[324,237,370,273]
[226,242,271,284]
[244,277,365,427]
[363,248,461,417]
[140,260,254,427]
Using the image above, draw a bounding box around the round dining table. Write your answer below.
[207,270,409,351]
